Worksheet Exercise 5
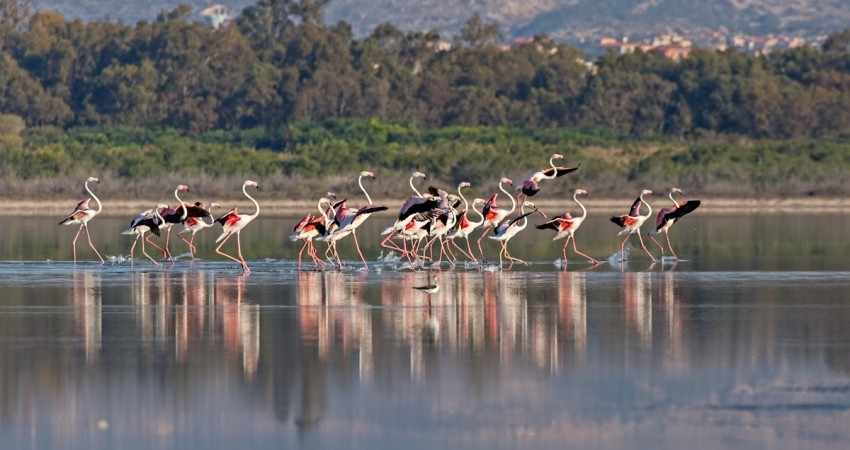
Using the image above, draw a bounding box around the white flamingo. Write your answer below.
[214,180,260,273]
[610,189,656,262]
[536,189,599,266]
[59,176,105,263]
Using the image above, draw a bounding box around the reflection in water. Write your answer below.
[5,269,850,449]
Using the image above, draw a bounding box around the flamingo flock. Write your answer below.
[59,155,700,272]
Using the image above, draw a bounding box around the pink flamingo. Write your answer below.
[610,189,656,262]
[477,177,516,261]
[123,204,168,265]
[214,180,260,273]
[59,177,105,263]
[651,188,701,259]
[518,154,579,200]
[291,194,336,268]
[177,202,220,258]
[158,184,190,260]
[536,189,599,266]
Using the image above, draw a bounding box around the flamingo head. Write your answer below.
[177,184,189,192]
[500,177,513,186]
[551,153,564,160]
[86,176,100,183]
[671,187,683,194]
[156,203,169,210]
[523,201,537,209]
[210,202,221,209]
[326,191,337,199]
[458,181,471,189]
[360,170,375,178]
[412,171,427,179]
[472,198,485,207]
[244,180,259,189]
[575,188,588,195]
[641,189,653,196]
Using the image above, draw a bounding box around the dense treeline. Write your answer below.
[1,0,850,137]
[3,0,850,198]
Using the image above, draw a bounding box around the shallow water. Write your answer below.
[1,215,850,449]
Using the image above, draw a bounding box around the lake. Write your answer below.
[1,214,849,449]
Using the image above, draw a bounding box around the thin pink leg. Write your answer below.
[84,224,105,263]
[636,230,656,262]
[215,232,242,268]
[129,236,138,260]
[572,236,599,265]
[141,232,159,265]
[72,225,83,263]
[236,232,250,273]
[665,230,678,259]
[477,226,491,261]
[352,230,368,270]
[465,236,478,263]
[297,240,308,268]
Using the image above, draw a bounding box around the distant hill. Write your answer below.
[35,0,850,42]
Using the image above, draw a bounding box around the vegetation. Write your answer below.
[2,0,850,197]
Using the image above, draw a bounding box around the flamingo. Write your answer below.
[536,189,599,266]
[59,176,105,263]
[447,183,484,262]
[489,201,542,268]
[380,171,433,258]
[214,180,260,273]
[177,202,220,258]
[423,188,459,266]
[610,189,656,262]
[477,177,516,261]
[290,193,336,268]
[518,154,579,200]
[158,184,190,260]
[122,204,168,265]
[323,173,388,269]
[651,188,701,259]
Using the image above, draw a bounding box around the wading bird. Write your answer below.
[158,184,190,260]
[490,201,541,267]
[447,183,484,262]
[177,202,220,258]
[324,173,388,269]
[123,204,168,265]
[651,188,701,259]
[610,189,656,262]
[536,189,599,266]
[215,180,260,273]
[477,177,516,261]
[423,188,459,266]
[518,154,579,200]
[380,171,435,259]
[291,193,336,268]
[59,177,105,263]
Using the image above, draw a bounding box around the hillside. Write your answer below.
[37,0,850,42]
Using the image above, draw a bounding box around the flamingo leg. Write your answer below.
[380,231,406,255]
[477,226,491,262]
[572,235,599,265]
[141,233,159,265]
[129,235,138,261]
[562,237,570,267]
[636,230,656,262]
[665,230,678,259]
[236,232,250,273]
[620,234,631,261]
[179,233,196,258]
[72,225,83,263]
[465,236,478,263]
[215,232,243,269]
[164,227,173,260]
[498,241,505,268]
[352,230,368,270]
[297,239,308,268]
[451,238,473,261]
[649,235,665,257]
[504,241,527,265]
[83,224,105,263]
[144,235,165,253]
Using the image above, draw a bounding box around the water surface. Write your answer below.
[0,215,849,449]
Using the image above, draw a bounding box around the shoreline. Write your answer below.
[5,197,847,217]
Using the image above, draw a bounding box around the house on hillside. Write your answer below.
[200,4,232,30]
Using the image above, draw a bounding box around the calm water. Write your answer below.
[1,215,850,449]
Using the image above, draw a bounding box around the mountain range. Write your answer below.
[37,0,850,42]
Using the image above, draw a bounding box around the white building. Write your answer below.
[200,4,232,30]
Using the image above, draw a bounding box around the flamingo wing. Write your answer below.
[611,215,638,228]
[536,217,562,231]
[216,208,240,226]
[73,198,91,213]
[184,203,210,218]
[541,165,580,178]
[627,196,642,217]
[665,200,701,223]
[399,196,439,220]
[354,205,388,218]
[482,194,498,219]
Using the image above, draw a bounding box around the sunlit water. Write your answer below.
[1,215,849,449]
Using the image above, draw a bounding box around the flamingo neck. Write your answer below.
[640,193,652,218]
[244,183,260,218]
[544,156,559,180]
[359,175,373,205]
[669,191,681,208]
[154,208,164,224]
[499,181,516,214]
[318,198,333,223]
[575,192,587,219]
[457,185,469,212]
[85,181,102,213]
[517,202,529,231]
[409,176,422,198]
[470,199,485,226]
[174,188,188,220]
[203,206,216,227]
